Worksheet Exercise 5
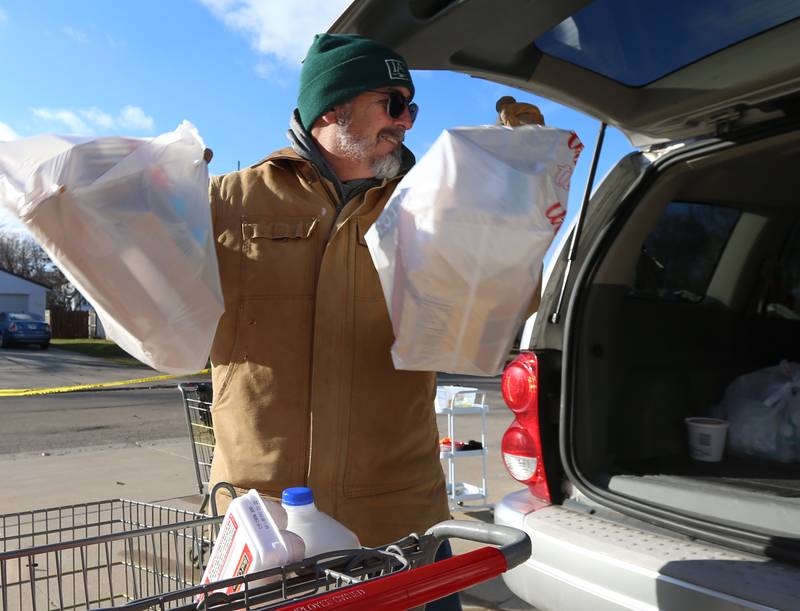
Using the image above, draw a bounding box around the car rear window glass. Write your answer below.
[762,222,800,320]
[632,202,740,302]
[534,0,800,87]
[9,313,40,321]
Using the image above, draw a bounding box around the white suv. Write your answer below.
[334,0,800,608]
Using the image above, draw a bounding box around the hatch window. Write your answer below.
[632,202,740,302]
[762,222,800,320]
[534,0,800,87]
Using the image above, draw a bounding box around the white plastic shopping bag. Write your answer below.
[715,361,800,463]
[366,125,582,375]
[0,122,223,374]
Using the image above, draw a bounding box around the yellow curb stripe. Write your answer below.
[0,369,210,397]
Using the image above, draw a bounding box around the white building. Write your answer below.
[0,268,49,318]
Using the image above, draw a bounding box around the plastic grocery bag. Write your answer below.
[366,125,582,375]
[715,361,800,462]
[0,122,223,374]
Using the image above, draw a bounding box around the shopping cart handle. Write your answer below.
[278,522,530,610]
[425,520,531,569]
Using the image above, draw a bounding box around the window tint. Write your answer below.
[534,0,800,86]
[633,202,740,302]
[763,223,800,320]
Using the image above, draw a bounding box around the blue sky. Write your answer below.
[0,0,634,236]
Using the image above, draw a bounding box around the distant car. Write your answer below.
[0,312,51,349]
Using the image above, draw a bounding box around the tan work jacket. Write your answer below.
[208,147,450,546]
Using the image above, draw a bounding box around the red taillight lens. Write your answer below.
[501,352,551,503]
[8,323,17,332]
[502,422,539,480]
[501,352,538,415]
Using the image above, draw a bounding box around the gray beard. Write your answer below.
[335,108,403,179]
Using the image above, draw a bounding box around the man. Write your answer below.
[208,33,542,553]
[209,33,450,548]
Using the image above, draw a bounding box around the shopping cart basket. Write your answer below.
[106,519,530,611]
[0,499,219,611]
[1,491,529,610]
[178,382,215,513]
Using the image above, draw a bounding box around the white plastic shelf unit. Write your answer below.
[435,386,491,512]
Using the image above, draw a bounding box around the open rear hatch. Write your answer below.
[333,0,800,556]
[331,0,800,148]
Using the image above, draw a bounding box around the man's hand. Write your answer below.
[496,96,545,127]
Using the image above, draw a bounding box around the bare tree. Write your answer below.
[0,233,79,310]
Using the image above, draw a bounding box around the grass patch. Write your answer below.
[50,339,145,367]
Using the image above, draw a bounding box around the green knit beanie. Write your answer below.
[298,33,415,129]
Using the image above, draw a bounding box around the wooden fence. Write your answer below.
[48,310,89,339]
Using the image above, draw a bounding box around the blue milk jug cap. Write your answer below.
[282,486,314,506]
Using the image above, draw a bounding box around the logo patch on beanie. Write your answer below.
[385,59,410,81]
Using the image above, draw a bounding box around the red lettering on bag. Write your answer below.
[567,132,584,164]
[546,203,566,232]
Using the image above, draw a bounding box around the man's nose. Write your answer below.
[394,107,414,130]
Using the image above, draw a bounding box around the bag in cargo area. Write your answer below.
[365,125,582,375]
[715,360,800,463]
[0,122,223,374]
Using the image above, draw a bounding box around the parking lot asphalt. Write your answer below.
[0,347,533,610]
[0,345,167,389]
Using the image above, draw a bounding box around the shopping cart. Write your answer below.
[178,382,215,513]
[0,499,218,611]
[0,496,529,610]
[102,519,529,610]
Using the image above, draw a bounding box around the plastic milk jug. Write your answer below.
[281,487,361,558]
[199,489,305,596]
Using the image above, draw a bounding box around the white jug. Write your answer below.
[200,489,304,597]
[281,487,360,558]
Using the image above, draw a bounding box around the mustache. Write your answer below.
[378,128,405,143]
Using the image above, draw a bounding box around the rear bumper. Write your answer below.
[5,332,50,343]
[495,489,800,611]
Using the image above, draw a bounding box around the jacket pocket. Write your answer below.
[241,216,319,297]
[354,218,385,302]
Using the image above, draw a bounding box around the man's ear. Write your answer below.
[318,109,339,126]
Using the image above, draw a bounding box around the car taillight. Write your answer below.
[8,323,17,332]
[501,352,551,503]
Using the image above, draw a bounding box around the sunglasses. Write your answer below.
[368,89,419,123]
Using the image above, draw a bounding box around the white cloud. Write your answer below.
[0,120,19,141]
[79,107,115,129]
[32,106,156,135]
[33,108,90,134]
[118,105,155,131]
[199,0,351,70]
[62,26,89,44]
[0,209,30,235]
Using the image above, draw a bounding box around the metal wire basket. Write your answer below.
[178,382,214,513]
[0,498,530,611]
[113,533,432,611]
[95,520,530,611]
[0,499,218,611]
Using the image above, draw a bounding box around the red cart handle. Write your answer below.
[278,547,505,610]
[279,521,530,610]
